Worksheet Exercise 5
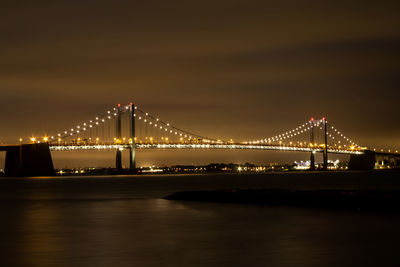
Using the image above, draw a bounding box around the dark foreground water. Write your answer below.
[1,171,400,267]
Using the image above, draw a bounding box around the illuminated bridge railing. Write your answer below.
[50,144,131,151]
[49,143,364,155]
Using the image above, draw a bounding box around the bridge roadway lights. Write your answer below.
[49,143,364,155]
[4,143,55,177]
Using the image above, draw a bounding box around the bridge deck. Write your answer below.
[48,143,366,155]
[4,143,397,156]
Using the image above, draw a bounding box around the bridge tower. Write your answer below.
[129,102,136,170]
[309,118,315,170]
[115,104,122,170]
[322,117,328,170]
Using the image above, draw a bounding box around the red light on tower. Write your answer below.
[117,103,121,107]
[129,102,133,106]
[310,117,314,121]
[322,117,326,121]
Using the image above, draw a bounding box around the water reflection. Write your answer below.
[1,174,400,266]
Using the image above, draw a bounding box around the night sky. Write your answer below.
[1,1,399,167]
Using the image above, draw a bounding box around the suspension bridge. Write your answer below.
[1,102,399,176]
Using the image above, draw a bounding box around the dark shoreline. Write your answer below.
[165,188,400,211]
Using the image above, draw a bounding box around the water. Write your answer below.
[1,171,400,266]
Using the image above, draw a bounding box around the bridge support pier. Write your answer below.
[4,143,55,177]
[129,103,136,171]
[115,105,122,170]
[309,119,315,171]
[310,152,315,170]
[113,103,136,172]
[348,150,376,170]
[322,117,328,170]
[115,149,122,170]
[129,145,135,170]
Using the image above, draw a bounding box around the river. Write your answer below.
[1,171,399,266]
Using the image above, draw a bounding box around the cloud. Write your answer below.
[0,0,399,153]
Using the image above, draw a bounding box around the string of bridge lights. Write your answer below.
[246,119,323,144]
[245,118,362,151]
[21,106,398,154]
[326,123,360,149]
[46,105,122,143]
[134,108,219,143]
[42,104,218,144]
